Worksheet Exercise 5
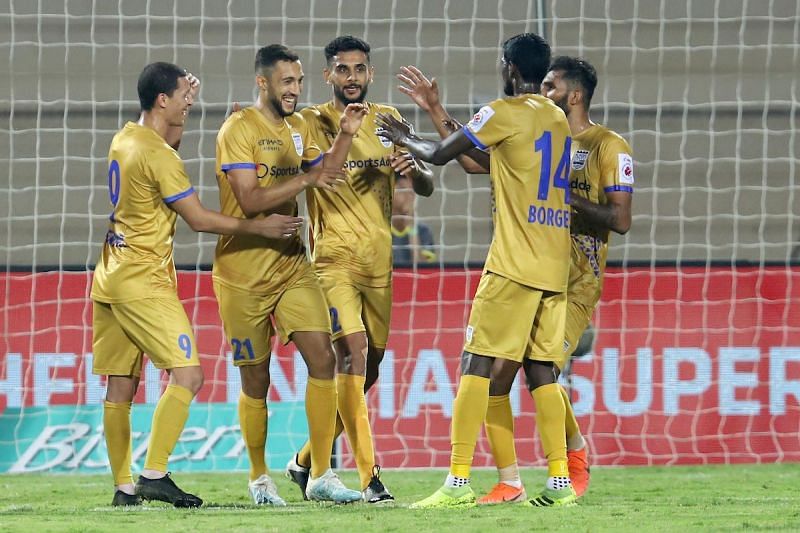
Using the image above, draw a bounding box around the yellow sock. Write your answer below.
[532,383,568,477]
[336,374,374,489]
[450,374,490,479]
[103,400,133,486]
[485,394,517,469]
[560,385,583,447]
[239,391,268,481]
[305,377,337,478]
[143,384,193,472]
[297,414,344,469]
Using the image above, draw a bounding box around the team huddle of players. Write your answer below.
[91,32,633,509]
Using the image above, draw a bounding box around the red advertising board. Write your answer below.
[2,266,799,467]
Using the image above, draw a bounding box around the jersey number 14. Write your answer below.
[534,132,571,203]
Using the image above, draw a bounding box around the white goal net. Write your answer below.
[1,0,798,475]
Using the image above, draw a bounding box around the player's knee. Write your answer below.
[239,365,270,399]
[105,375,138,403]
[335,335,367,376]
[488,358,520,395]
[336,353,366,376]
[172,366,204,396]
[293,331,336,379]
[523,360,557,391]
[308,347,336,380]
[187,369,204,395]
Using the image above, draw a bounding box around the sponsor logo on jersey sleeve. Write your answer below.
[291,132,304,156]
[466,105,495,133]
[572,149,590,170]
[619,153,634,184]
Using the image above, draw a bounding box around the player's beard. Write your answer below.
[552,94,570,116]
[269,93,296,117]
[503,79,514,96]
[334,83,368,105]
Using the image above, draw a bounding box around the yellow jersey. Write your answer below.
[213,107,323,294]
[91,122,195,303]
[568,124,634,305]
[301,102,403,286]
[463,94,572,292]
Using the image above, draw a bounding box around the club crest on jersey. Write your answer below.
[619,153,634,184]
[572,149,590,170]
[467,105,495,133]
[375,127,393,148]
[291,132,303,156]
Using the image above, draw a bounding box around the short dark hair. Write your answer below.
[502,33,550,85]
[255,44,300,73]
[324,35,371,64]
[549,56,598,108]
[137,62,186,111]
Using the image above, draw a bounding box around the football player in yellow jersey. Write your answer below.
[92,62,303,508]
[214,44,369,505]
[397,56,633,505]
[378,33,576,508]
[284,35,434,505]
[475,56,634,503]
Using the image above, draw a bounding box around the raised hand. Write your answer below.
[397,66,440,112]
[253,213,304,239]
[306,165,347,191]
[339,103,368,135]
[376,113,415,147]
[186,72,201,99]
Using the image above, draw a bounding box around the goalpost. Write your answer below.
[1,0,799,475]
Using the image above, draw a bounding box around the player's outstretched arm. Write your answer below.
[396,65,489,174]
[224,165,346,218]
[169,191,303,239]
[321,103,369,170]
[570,190,632,235]
[376,113,473,166]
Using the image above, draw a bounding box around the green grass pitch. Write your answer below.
[1,464,799,532]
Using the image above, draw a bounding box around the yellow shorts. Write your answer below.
[92,297,200,377]
[214,266,331,367]
[464,272,566,364]
[316,267,392,349]
[558,299,594,369]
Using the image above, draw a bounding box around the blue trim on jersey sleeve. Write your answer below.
[462,127,488,150]
[221,162,257,171]
[604,185,634,194]
[307,153,324,167]
[163,186,196,204]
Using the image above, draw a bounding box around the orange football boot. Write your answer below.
[477,482,527,505]
[567,447,590,497]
